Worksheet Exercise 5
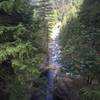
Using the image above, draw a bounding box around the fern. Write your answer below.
[80,87,100,100]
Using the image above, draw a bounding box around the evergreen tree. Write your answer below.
[0,0,45,100]
[35,0,53,65]
[60,0,100,99]
[60,0,100,84]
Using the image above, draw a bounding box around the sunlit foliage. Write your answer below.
[60,0,100,99]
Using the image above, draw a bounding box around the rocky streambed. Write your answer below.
[46,22,81,100]
[54,75,81,100]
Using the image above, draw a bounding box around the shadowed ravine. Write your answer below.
[46,22,62,100]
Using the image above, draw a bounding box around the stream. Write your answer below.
[46,22,62,100]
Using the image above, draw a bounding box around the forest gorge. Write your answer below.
[0,0,100,100]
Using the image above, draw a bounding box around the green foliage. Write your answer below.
[0,0,15,12]
[60,0,100,99]
[60,0,100,81]
[80,86,100,100]
[79,0,100,28]
[0,0,48,100]
[0,0,31,13]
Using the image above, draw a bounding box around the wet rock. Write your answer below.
[54,75,81,100]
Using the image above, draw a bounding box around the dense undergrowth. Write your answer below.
[0,0,54,100]
[60,0,100,100]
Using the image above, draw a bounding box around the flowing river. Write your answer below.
[46,22,62,100]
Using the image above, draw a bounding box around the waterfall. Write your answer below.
[46,22,62,100]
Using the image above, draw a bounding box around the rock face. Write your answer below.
[54,75,81,100]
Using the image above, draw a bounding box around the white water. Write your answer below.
[46,22,62,100]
